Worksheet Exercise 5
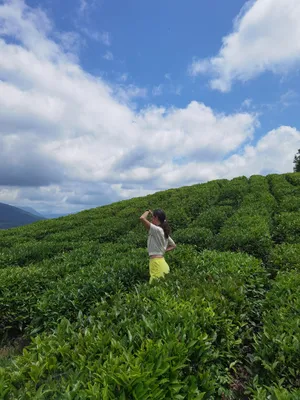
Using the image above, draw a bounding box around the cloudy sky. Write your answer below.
[0,0,300,216]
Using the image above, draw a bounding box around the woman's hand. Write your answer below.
[139,210,152,230]
[140,210,152,218]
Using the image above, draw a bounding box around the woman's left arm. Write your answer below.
[165,245,176,252]
[166,236,176,252]
[139,210,152,230]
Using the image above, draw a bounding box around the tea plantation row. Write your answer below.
[1,173,300,399]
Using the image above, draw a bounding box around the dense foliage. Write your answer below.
[1,173,300,399]
[293,149,300,173]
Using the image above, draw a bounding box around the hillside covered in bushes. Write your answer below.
[1,173,300,399]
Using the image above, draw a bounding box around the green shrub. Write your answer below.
[240,192,277,215]
[28,248,148,334]
[0,242,102,339]
[268,243,300,273]
[215,178,229,188]
[117,226,145,248]
[267,174,298,201]
[218,176,249,208]
[278,195,300,212]
[164,207,191,231]
[167,248,268,349]
[253,270,300,389]
[0,249,267,400]
[96,218,136,242]
[250,385,300,399]
[182,181,220,215]
[0,240,77,269]
[273,212,300,244]
[117,206,143,219]
[215,214,273,259]
[249,175,269,192]
[1,172,300,398]
[190,205,234,233]
[0,290,217,399]
[285,172,300,187]
[172,227,213,250]
[235,204,270,219]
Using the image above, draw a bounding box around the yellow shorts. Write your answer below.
[149,258,170,284]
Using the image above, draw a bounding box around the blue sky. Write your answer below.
[0,0,300,216]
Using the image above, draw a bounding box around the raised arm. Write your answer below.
[139,210,152,230]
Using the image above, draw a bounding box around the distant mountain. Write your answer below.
[43,213,68,219]
[19,206,45,219]
[0,202,45,229]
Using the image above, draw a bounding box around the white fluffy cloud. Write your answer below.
[189,0,300,92]
[0,0,298,214]
[220,126,300,177]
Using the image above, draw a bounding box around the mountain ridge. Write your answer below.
[0,202,45,229]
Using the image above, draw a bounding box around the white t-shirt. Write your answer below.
[147,223,176,256]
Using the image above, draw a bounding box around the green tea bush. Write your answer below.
[11,218,73,240]
[0,231,31,249]
[0,242,102,339]
[249,175,269,192]
[182,181,220,215]
[252,270,300,390]
[164,207,191,231]
[116,206,142,219]
[215,178,229,188]
[285,172,300,187]
[215,214,273,260]
[267,174,298,201]
[170,249,267,330]
[0,240,77,269]
[278,195,300,212]
[29,248,148,334]
[116,225,145,248]
[144,189,172,209]
[172,227,213,250]
[272,212,300,244]
[0,291,217,399]
[101,200,129,217]
[267,243,300,274]
[240,192,277,216]
[96,218,136,243]
[1,173,300,398]
[0,249,268,399]
[218,176,249,208]
[250,385,300,399]
[0,259,75,340]
[46,230,88,242]
[190,205,234,233]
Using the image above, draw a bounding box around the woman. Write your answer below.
[139,209,176,283]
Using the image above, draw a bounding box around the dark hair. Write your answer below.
[153,209,171,239]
